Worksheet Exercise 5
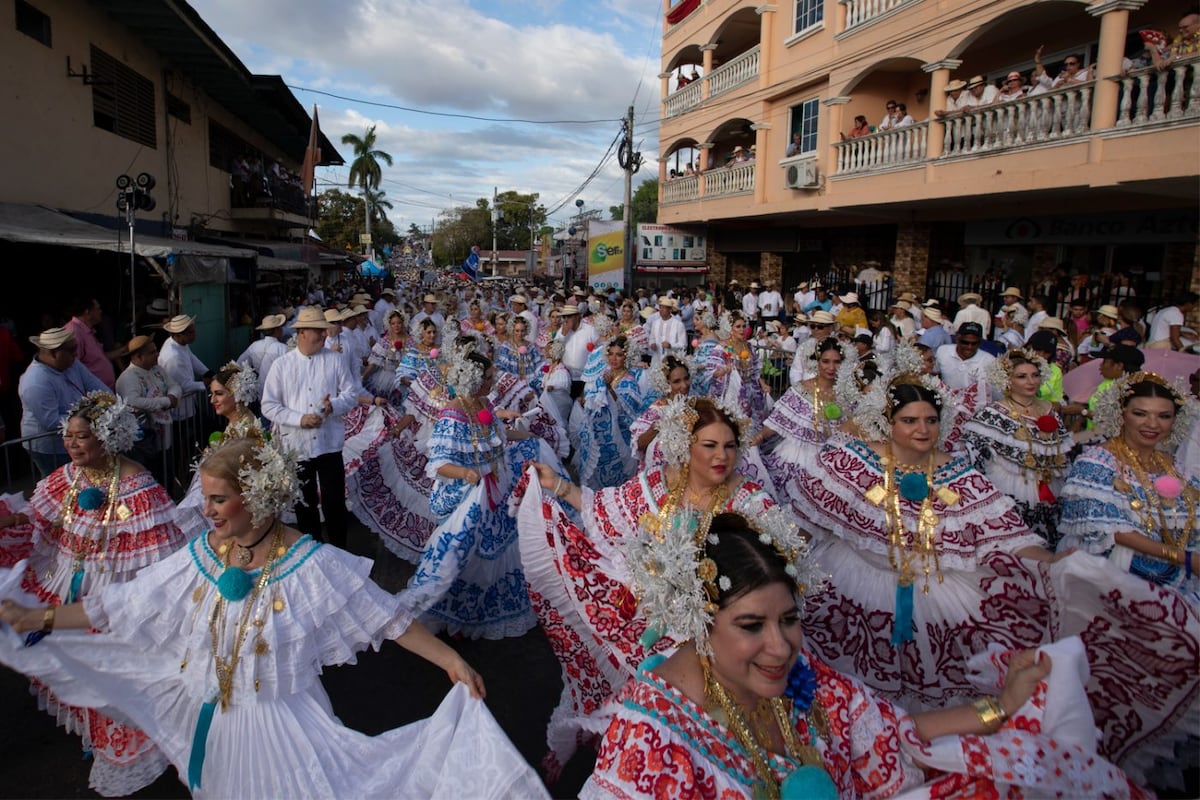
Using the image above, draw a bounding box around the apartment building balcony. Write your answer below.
[665,80,703,119]
[707,45,760,100]
[840,0,922,33]
[661,162,754,206]
[835,122,930,174]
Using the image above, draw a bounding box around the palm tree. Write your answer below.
[363,187,393,225]
[341,125,393,248]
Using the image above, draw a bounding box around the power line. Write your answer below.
[289,84,622,125]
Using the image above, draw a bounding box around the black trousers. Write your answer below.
[295,451,348,549]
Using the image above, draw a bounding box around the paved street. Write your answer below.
[0,521,596,799]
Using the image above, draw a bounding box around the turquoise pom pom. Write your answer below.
[898,472,928,502]
[447,387,457,399]
[781,765,838,800]
[77,487,105,511]
[638,653,667,672]
[638,626,663,649]
[216,567,253,601]
[822,402,842,421]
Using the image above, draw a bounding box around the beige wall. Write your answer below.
[2,0,301,233]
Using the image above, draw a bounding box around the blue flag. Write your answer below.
[461,246,481,281]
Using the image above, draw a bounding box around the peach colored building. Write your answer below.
[656,0,1198,311]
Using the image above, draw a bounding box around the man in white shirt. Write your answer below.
[935,322,995,390]
[1147,292,1198,350]
[962,75,999,107]
[157,314,211,422]
[889,300,917,340]
[793,282,815,315]
[558,305,597,399]
[999,287,1029,328]
[742,283,761,328]
[511,294,539,345]
[115,334,180,489]
[952,292,992,337]
[934,79,971,118]
[410,294,445,337]
[261,307,359,548]
[647,297,687,355]
[370,288,397,333]
[1023,294,1048,343]
[238,314,289,390]
[1031,48,1091,91]
[758,283,783,325]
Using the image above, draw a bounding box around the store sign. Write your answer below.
[637,223,706,266]
[965,212,1197,246]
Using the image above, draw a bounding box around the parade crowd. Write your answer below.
[0,269,1197,799]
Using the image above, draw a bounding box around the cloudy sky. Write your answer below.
[190,0,664,232]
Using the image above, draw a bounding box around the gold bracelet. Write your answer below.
[972,695,1008,731]
[41,606,56,632]
[557,480,571,499]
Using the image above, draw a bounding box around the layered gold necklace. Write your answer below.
[700,655,828,800]
[58,458,127,598]
[1002,397,1066,484]
[1109,438,1197,552]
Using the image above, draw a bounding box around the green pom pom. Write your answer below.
[209,431,225,445]
[823,402,842,421]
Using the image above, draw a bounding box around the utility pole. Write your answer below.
[617,105,642,294]
[491,186,499,277]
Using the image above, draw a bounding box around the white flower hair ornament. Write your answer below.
[218,361,260,407]
[889,340,928,377]
[443,340,485,399]
[698,310,718,332]
[545,336,566,363]
[235,439,303,527]
[63,391,139,455]
[716,311,734,340]
[852,372,956,446]
[591,313,615,342]
[984,348,1049,396]
[831,340,863,415]
[625,503,819,656]
[1090,371,1198,449]
[646,355,685,397]
[653,395,751,467]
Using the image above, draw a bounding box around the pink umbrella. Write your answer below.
[1062,350,1200,400]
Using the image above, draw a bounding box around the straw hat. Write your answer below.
[1095,304,1120,320]
[510,294,529,305]
[163,314,195,334]
[797,282,809,291]
[640,307,656,321]
[890,299,910,311]
[945,79,967,93]
[658,297,679,310]
[1037,316,1066,333]
[839,292,860,305]
[966,75,986,88]
[145,298,170,317]
[1000,287,1023,299]
[381,288,396,297]
[923,308,944,324]
[808,310,836,326]
[324,309,344,324]
[958,292,983,305]
[899,292,918,302]
[422,294,438,304]
[750,282,761,289]
[557,305,579,317]
[256,314,286,331]
[28,327,75,350]
[292,307,334,329]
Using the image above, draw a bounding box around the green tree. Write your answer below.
[316,189,365,251]
[340,125,393,247]
[495,191,547,250]
[432,201,491,266]
[607,179,658,226]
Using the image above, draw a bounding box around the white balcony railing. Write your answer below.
[942,82,1092,158]
[703,162,756,197]
[842,0,920,30]
[665,80,703,119]
[662,174,700,204]
[1113,57,1200,127]
[707,46,760,100]
[835,122,929,174]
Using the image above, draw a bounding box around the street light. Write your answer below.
[116,172,156,337]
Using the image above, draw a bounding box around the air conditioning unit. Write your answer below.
[785,160,820,190]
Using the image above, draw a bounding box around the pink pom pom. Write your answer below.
[477,409,494,425]
[1154,475,1183,500]
[429,348,439,359]
[691,338,699,348]
[518,346,528,355]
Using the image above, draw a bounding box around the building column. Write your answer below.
[921,58,962,159]
[1087,0,1146,130]
[751,122,771,203]
[893,222,932,297]
[822,97,850,174]
[756,5,777,90]
[656,157,668,205]
[658,70,672,105]
[836,0,848,33]
[701,45,718,101]
[697,142,714,198]
[662,0,672,32]
[761,252,783,288]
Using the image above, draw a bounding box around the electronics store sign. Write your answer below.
[966,212,1197,245]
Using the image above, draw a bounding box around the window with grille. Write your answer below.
[15,0,51,46]
[793,0,823,35]
[90,45,156,148]
[789,98,819,156]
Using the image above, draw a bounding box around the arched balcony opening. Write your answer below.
[661,138,701,204]
[706,8,762,100]
[702,119,757,199]
[834,57,931,175]
[664,43,706,118]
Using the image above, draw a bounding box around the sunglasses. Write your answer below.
[1064,61,1080,67]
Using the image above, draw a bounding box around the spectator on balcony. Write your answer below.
[893,103,915,126]
[878,99,903,130]
[964,75,1000,106]
[747,145,757,160]
[675,68,691,90]
[684,162,696,176]
[1151,11,1200,70]
[785,132,805,156]
[934,79,971,117]
[997,71,1029,102]
[841,115,872,141]
[1032,48,1092,90]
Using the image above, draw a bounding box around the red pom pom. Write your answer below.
[618,591,638,620]
[541,364,550,373]
[586,342,595,352]
[477,409,494,425]
[1036,414,1058,433]
[1038,481,1056,504]
[393,339,404,350]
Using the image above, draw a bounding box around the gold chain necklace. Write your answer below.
[882,445,943,592]
[700,655,824,800]
[60,458,122,579]
[209,525,285,711]
[1110,438,1197,551]
[1003,398,1065,482]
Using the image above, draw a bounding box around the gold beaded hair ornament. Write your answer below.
[984,348,1050,395]
[626,504,817,656]
[1090,370,1197,449]
[851,372,957,445]
[62,391,139,455]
